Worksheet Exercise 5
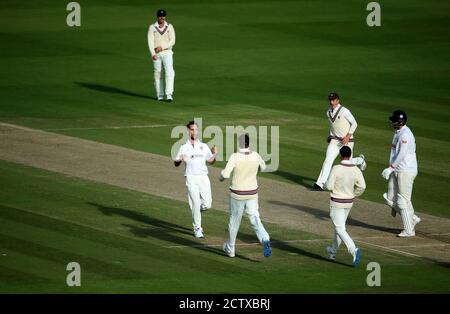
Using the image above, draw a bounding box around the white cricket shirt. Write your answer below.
[389,125,418,172]
[176,140,213,176]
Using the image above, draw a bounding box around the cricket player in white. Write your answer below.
[174,121,217,238]
[381,110,421,237]
[314,92,366,191]
[220,134,271,258]
[325,146,366,267]
[148,9,176,102]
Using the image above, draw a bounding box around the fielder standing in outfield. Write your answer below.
[220,134,271,258]
[325,146,366,267]
[174,121,218,238]
[381,110,421,238]
[147,9,176,102]
[313,92,366,191]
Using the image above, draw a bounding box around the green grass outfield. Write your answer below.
[0,0,449,217]
[0,0,449,293]
[0,160,449,293]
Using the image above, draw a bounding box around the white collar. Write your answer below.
[340,159,353,165]
[238,148,251,153]
[394,125,406,134]
[329,103,341,112]
[186,139,201,145]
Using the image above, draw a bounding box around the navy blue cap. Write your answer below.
[328,92,339,100]
[157,9,166,17]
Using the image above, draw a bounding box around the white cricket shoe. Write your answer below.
[413,215,421,227]
[223,242,235,257]
[326,246,336,260]
[200,204,209,212]
[167,95,173,102]
[157,96,164,101]
[194,228,204,238]
[397,230,415,238]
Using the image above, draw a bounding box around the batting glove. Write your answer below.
[381,167,394,180]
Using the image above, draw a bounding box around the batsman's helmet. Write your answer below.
[389,110,407,128]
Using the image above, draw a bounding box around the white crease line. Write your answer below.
[45,124,176,131]
[0,122,177,132]
[356,239,422,258]
[389,243,450,249]
[0,122,36,131]
[428,233,450,236]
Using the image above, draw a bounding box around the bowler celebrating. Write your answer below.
[174,121,218,238]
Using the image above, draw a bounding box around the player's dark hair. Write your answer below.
[186,121,197,129]
[239,134,250,148]
[340,146,352,158]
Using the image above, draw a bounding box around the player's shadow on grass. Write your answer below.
[272,170,315,189]
[268,200,329,221]
[75,82,153,100]
[268,200,400,235]
[237,232,352,268]
[89,202,255,261]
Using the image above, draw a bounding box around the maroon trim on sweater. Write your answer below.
[328,105,344,123]
[155,25,168,35]
[230,188,258,195]
[331,197,354,203]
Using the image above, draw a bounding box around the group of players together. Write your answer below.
[172,92,420,267]
[147,9,420,267]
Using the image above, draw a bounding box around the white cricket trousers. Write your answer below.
[387,171,417,233]
[225,197,270,254]
[153,50,175,98]
[329,204,356,256]
[185,174,212,231]
[316,140,362,188]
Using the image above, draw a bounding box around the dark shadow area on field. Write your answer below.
[124,224,256,262]
[236,232,352,268]
[89,202,255,261]
[272,170,315,189]
[268,200,329,220]
[88,201,192,235]
[346,217,400,235]
[75,82,153,100]
[269,200,400,235]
